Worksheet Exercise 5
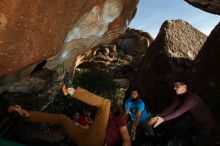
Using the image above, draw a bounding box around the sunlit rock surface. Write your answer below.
[116,28,153,56]
[128,20,206,112]
[78,28,153,69]
[185,0,220,15]
[0,0,139,94]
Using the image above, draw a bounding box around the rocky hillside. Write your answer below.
[77,28,153,87]
[128,19,207,112]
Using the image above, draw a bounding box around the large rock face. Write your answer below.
[188,22,220,120]
[116,28,153,56]
[129,20,206,112]
[0,0,138,94]
[0,0,95,76]
[185,0,220,15]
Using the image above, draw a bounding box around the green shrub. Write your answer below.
[73,68,119,99]
[44,68,125,116]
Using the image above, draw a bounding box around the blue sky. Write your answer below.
[129,0,220,38]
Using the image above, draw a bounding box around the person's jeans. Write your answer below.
[173,112,194,146]
[195,126,213,146]
[139,121,154,136]
[27,87,111,146]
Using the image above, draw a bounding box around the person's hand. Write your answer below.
[131,127,136,141]
[20,108,30,117]
[61,83,68,96]
[147,117,158,126]
[8,105,30,117]
[153,116,164,128]
[75,122,79,127]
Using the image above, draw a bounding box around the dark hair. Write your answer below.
[130,83,143,96]
[130,89,140,97]
[110,104,122,117]
[9,111,27,125]
[9,111,21,119]
[131,89,139,93]
[173,76,188,85]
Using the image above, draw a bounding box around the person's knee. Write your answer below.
[102,98,111,105]
[104,99,111,108]
[57,114,71,125]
